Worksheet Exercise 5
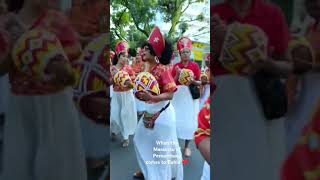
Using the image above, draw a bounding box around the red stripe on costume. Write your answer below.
[282,100,320,180]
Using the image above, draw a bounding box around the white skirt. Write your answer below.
[110,90,137,139]
[135,97,145,113]
[110,85,113,98]
[212,75,285,180]
[79,111,109,159]
[285,73,320,153]
[2,87,87,180]
[133,101,183,180]
[172,85,199,140]
[201,162,210,180]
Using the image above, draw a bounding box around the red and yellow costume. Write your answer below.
[282,100,320,180]
[133,26,183,180]
[172,36,201,141]
[0,9,86,180]
[110,40,137,142]
[112,64,135,92]
[172,37,201,84]
[195,97,211,147]
[0,10,81,95]
[149,64,177,94]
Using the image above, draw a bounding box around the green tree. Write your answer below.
[158,0,205,38]
[111,0,207,49]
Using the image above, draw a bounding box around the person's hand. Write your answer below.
[186,78,194,86]
[46,55,75,86]
[176,66,182,75]
[136,90,154,102]
[124,79,134,88]
[201,76,209,85]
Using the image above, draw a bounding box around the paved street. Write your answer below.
[110,134,205,180]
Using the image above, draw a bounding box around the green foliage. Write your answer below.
[111,0,206,49]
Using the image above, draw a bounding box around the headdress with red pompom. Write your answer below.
[147,26,165,58]
[177,36,192,52]
[115,40,129,56]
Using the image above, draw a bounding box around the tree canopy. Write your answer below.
[110,0,206,51]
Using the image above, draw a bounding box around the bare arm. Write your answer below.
[190,79,202,86]
[137,90,174,102]
[151,91,174,102]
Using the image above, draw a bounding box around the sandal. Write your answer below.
[122,139,129,147]
[183,147,192,157]
[133,170,144,179]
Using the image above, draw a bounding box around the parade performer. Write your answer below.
[110,50,115,98]
[285,36,319,154]
[171,36,202,157]
[0,0,86,179]
[212,1,291,179]
[73,32,111,178]
[133,26,183,180]
[131,47,146,119]
[110,40,137,147]
[199,52,210,108]
[195,97,211,180]
[281,99,320,180]
[195,50,212,180]
[131,47,145,75]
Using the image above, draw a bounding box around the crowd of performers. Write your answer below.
[109,26,211,180]
[213,0,320,180]
[0,0,110,179]
[0,0,211,180]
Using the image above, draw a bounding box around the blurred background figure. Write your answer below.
[68,0,107,46]
[212,0,290,180]
[0,0,87,179]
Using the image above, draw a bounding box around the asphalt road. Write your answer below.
[110,134,205,180]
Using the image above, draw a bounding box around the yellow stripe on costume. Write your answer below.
[195,128,211,137]
[304,166,320,180]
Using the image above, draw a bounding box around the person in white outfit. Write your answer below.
[171,36,202,157]
[110,40,137,147]
[0,0,87,179]
[133,26,183,180]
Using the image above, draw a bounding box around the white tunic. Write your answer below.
[133,100,183,180]
[286,72,320,153]
[212,75,285,180]
[172,85,199,140]
[110,90,137,139]
[79,111,109,159]
[2,87,87,180]
[201,162,210,180]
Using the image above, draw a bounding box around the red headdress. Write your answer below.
[147,26,165,58]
